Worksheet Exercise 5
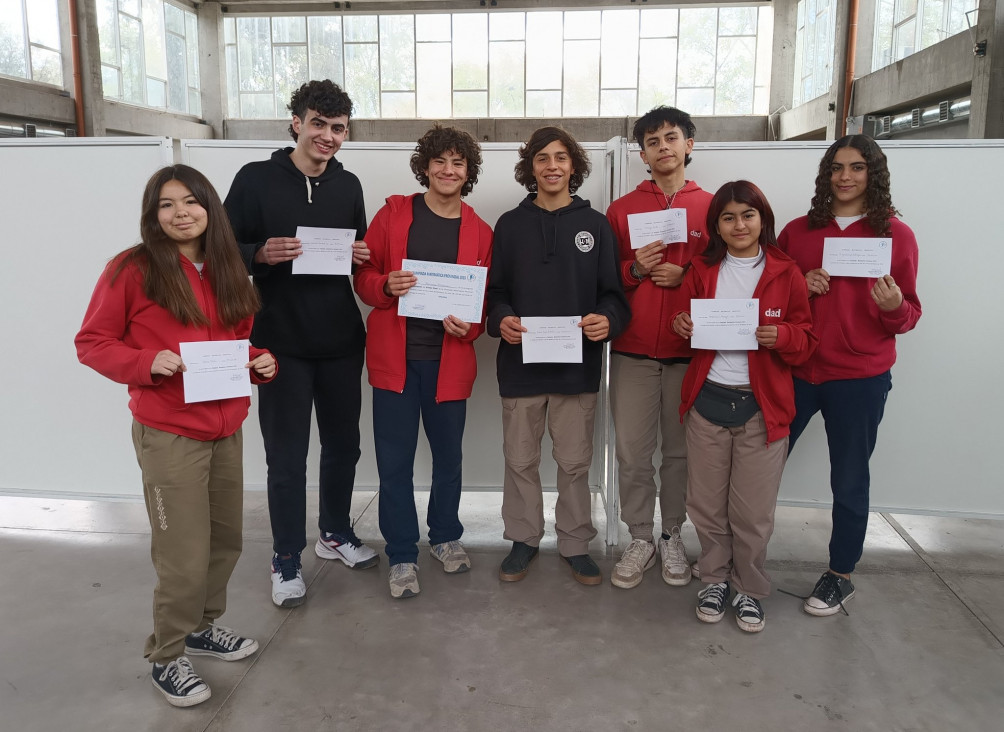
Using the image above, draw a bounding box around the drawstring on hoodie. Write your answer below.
[304,175,313,204]
[539,208,561,262]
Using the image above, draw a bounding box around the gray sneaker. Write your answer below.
[610,539,656,589]
[430,541,472,573]
[659,526,692,586]
[388,562,420,599]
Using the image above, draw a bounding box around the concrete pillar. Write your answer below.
[826,0,852,140]
[768,0,798,138]
[75,0,107,136]
[969,0,1004,138]
[197,2,225,138]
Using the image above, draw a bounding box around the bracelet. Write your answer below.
[630,262,645,281]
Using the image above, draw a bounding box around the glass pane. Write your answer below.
[224,17,236,45]
[526,12,562,89]
[756,7,773,93]
[119,0,140,16]
[240,92,275,119]
[676,87,713,115]
[119,14,144,104]
[237,17,272,92]
[453,91,487,118]
[272,16,306,44]
[894,18,917,59]
[308,17,343,85]
[96,0,118,64]
[873,0,895,69]
[813,7,832,98]
[344,15,377,43]
[186,21,200,88]
[754,85,769,115]
[638,38,676,111]
[792,25,805,106]
[25,0,59,49]
[142,0,166,80]
[416,43,451,118]
[188,87,201,117]
[381,91,415,118]
[640,9,678,37]
[490,12,525,41]
[0,0,27,79]
[678,9,717,87]
[565,11,600,39]
[225,45,238,117]
[895,0,919,23]
[379,15,415,91]
[29,44,60,85]
[453,15,487,89]
[601,89,637,116]
[601,10,638,88]
[719,7,757,36]
[274,45,308,117]
[921,0,945,48]
[416,14,450,42]
[562,39,599,116]
[167,32,187,111]
[715,36,755,114]
[489,41,524,117]
[526,90,561,117]
[146,77,166,107]
[101,64,120,97]
[164,2,184,36]
[345,43,378,116]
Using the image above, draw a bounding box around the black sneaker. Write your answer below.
[803,572,855,616]
[151,656,211,708]
[563,554,602,586]
[733,593,766,633]
[499,541,539,582]
[696,581,730,623]
[186,623,259,661]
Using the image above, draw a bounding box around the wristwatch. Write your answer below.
[630,262,645,281]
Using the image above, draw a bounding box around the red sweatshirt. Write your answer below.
[606,179,712,359]
[75,254,274,441]
[675,247,818,444]
[778,216,921,383]
[355,194,494,402]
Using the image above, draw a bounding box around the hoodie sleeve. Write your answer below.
[486,216,515,338]
[224,165,269,278]
[878,220,921,336]
[771,263,819,366]
[592,218,631,341]
[457,218,494,343]
[354,202,396,309]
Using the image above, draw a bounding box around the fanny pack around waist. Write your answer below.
[693,381,761,427]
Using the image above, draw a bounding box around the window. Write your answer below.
[873,0,977,69]
[224,6,773,120]
[0,0,63,86]
[97,0,201,116]
[792,0,837,108]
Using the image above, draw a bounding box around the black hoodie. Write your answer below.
[224,148,367,358]
[487,195,631,397]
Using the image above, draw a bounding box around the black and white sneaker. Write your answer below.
[733,593,766,633]
[803,572,855,616]
[696,581,730,623]
[186,623,259,661]
[151,656,211,708]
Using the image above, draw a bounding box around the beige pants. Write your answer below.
[132,421,244,663]
[501,393,597,556]
[685,408,787,599]
[610,354,689,541]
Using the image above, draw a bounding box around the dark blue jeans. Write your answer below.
[373,360,466,566]
[788,372,892,574]
[259,351,363,556]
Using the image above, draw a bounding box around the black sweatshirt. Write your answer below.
[487,195,631,397]
[224,148,367,358]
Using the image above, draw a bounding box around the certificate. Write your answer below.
[521,316,583,364]
[291,226,355,275]
[822,237,892,278]
[690,299,759,351]
[179,340,252,404]
[626,208,687,249]
[397,259,488,323]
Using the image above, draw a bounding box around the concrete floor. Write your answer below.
[1,490,1002,732]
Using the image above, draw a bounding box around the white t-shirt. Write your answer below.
[707,251,765,386]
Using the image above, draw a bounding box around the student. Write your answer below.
[778,135,921,616]
[224,80,378,609]
[354,126,493,599]
[75,165,277,706]
[671,181,816,633]
[605,105,712,589]
[487,126,631,586]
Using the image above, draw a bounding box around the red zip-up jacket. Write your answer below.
[778,215,921,383]
[674,247,818,444]
[607,179,712,359]
[75,253,275,441]
[355,194,493,402]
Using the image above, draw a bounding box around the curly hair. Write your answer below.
[632,106,696,167]
[287,80,354,142]
[701,180,778,266]
[409,125,483,198]
[807,135,899,236]
[514,126,591,194]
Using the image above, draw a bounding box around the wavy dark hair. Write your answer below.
[514,126,590,194]
[287,80,354,141]
[633,105,696,167]
[409,125,482,197]
[112,165,260,328]
[808,135,899,236]
[701,180,778,266]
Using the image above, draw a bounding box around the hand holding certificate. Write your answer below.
[521,316,583,364]
[627,208,688,248]
[397,258,488,324]
[822,237,892,278]
[291,226,355,275]
[179,340,252,403]
[690,299,759,351]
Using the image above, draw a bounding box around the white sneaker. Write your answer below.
[430,541,472,573]
[270,553,306,608]
[315,530,380,569]
[610,539,656,589]
[389,562,420,599]
[659,526,692,586]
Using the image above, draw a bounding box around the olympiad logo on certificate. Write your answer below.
[574,231,594,252]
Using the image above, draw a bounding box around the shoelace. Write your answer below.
[698,582,728,606]
[205,624,243,651]
[733,594,763,620]
[164,657,203,694]
[662,534,688,569]
[778,574,851,616]
[439,540,464,557]
[391,564,416,580]
[274,554,301,581]
[619,540,653,572]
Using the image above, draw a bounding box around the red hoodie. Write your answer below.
[355,194,494,403]
[674,247,818,444]
[606,179,712,359]
[75,253,274,441]
[778,216,921,383]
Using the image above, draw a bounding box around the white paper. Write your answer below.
[520,316,583,364]
[690,299,759,351]
[291,226,355,275]
[822,237,892,278]
[626,208,688,249]
[397,259,488,323]
[179,340,252,404]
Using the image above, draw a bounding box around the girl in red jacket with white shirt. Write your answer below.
[672,181,816,633]
[76,165,276,707]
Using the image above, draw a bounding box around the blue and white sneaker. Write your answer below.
[185,623,259,661]
[151,656,211,707]
[315,529,379,569]
[270,552,305,608]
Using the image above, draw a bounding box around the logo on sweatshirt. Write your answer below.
[574,231,595,252]
[764,308,781,318]
[690,230,703,238]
